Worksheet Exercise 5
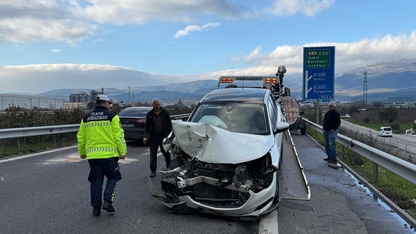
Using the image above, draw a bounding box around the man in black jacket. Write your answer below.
[322,102,341,164]
[143,98,172,177]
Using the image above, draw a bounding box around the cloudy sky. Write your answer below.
[1,0,416,93]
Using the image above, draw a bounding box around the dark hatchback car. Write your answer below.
[119,106,153,141]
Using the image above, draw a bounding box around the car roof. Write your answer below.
[119,106,152,116]
[121,106,153,111]
[200,88,269,104]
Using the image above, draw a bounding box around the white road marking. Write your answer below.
[0,146,77,164]
[0,146,137,165]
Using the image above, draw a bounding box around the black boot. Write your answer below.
[102,200,115,212]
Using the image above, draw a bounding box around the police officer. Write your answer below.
[77,94,127,216]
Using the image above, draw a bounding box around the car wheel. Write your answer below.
[299,122,306,135]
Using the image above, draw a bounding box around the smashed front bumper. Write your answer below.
[146,170,278,219]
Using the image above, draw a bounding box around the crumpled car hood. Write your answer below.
[172,121,273,164]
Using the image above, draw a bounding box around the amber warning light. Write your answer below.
[218,76,281,89]
[221,77,233,83]
[265,77,277,84]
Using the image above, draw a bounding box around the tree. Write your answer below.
[348,104,360,114]
[176,100,184,107]
[371,101,384,109]
[111,103,122,114]
[86,102,95,110]
[378,106,398,123]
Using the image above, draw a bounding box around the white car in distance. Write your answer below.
[378,126,393,137]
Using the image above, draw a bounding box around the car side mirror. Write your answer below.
[274,122,290,134]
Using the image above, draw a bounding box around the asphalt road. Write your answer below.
[341,120,416,157]
[0,143,259,234]
[278,133,415,233]
[0,136,415,234]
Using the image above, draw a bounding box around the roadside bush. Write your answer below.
[0,105,194,157]
[378,106,398,123]
[391,121,400,131]
[0,109,84,156]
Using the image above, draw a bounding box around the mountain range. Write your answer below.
[38,59,416,104]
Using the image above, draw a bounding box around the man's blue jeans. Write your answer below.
[323,129,338,162]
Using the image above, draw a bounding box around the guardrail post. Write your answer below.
[53,135,56,146]
[404,144,407,158]
[373,162,379,183]
[17,139,21,150]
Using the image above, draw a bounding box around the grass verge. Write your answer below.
[0,134,77,158]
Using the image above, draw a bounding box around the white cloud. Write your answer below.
[2,32,416,93]
[0,1,328,44]
[69,0,247,24]
[174,25,201,38]
[265,0,335,16]
[0,64,190,93]
[0,0,96,44]
[0,1,414,94]
[174,22,220,38]
[229,31,416,77]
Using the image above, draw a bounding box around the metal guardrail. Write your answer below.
[0,124,79,140]
[0,114,191,140]
[2,115,414,185]
[303,118,416,185]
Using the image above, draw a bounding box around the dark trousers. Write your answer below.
[149,133,171,172]
[88,158,122,208]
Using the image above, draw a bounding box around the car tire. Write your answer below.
[299,122,306,135]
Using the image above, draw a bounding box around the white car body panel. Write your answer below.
[172,121,274,164]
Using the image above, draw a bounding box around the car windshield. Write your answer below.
[119,108,150,117]
[382,127,392,131]
[189,103,269,135]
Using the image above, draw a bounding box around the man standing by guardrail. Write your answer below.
[323,102,341,166]
[77,94,127,216]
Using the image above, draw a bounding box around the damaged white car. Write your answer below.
[147,87,289,219]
